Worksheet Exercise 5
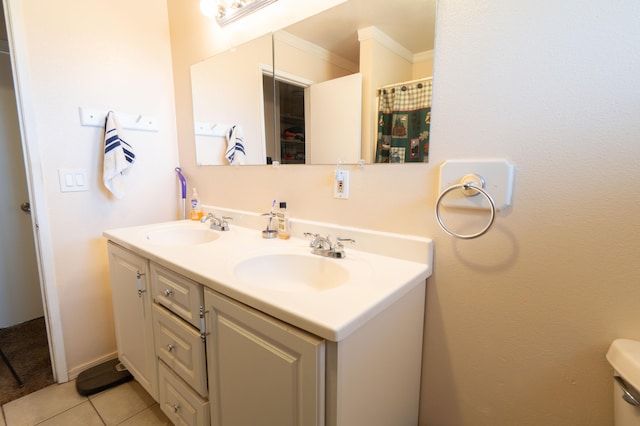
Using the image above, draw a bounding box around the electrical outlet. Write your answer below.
[333,170,350,199]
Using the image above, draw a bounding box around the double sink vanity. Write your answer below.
[104,207,433,425]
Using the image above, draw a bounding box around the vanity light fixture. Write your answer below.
[200,0,278,27]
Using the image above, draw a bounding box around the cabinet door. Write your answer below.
[108,242,158,400]
[205,289,325,426]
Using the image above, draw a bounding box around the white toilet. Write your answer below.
[607,339,640,425]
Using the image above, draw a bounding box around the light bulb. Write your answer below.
[200,0,217,17]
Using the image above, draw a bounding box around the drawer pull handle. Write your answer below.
[200,306,210,343]
[163,289,173,297]
[172,404,180,413]
[136,271,146,298]
[166,344,175,352]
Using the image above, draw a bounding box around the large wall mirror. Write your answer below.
[190,0,436,166]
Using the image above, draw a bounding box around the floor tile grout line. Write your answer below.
[87,398,108,425]
[27,398,92,426]
[88,396,150,426]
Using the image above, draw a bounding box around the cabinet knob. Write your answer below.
[166,344,175,352]
[164,289,173,297]
[172,404,180,413]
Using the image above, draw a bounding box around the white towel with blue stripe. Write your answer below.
[224,125,246,165]
[103,111,135,199]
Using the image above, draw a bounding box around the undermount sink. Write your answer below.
[145,225,219,246]
[233,253,352,292]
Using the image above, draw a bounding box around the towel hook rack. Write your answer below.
[435,174,496,239]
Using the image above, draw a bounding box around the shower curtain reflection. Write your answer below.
[375,78,432,163]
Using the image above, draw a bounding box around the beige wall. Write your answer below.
[412,52,434,80]
[421,0,640,423]
[5,0,639,423]
[169,0,640,425]
[7,0,180,376]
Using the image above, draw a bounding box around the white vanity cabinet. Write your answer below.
[151,263,210,426]
[107,242,158,400]
[204,289,325,426]
[105,218,432,426]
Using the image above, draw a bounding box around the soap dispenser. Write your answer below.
[190,188,203,220]
[277,202,291,240]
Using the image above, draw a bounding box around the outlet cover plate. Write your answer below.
[333,170,350,199]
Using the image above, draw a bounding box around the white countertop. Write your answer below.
[104,208,433,342]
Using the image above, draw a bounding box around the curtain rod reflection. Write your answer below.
[378,77,433,95]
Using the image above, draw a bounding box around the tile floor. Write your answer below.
[0,379,171,425]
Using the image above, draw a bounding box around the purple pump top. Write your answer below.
[175,167,186,199]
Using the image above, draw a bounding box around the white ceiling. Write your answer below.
[281,0,437,63]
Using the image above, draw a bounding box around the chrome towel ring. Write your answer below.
[435,174,496,239]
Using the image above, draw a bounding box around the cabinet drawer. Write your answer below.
[151,262,203,328]
[158,360,210,426]
[153,304,208,398]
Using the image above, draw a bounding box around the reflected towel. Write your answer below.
[224,125,245,165]
[103,111,135,199]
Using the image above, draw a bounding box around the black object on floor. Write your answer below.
[0,347,23,387]
[75,358,133,396]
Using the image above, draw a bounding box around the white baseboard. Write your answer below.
[65,351,118,381]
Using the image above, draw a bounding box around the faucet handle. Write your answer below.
[220,216,232,230]
[303,232,319,246]
[336,237,355,245]
[334,237,355,254]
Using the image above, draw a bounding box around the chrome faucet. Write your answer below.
[304,233,355,259]
[200,213,232,231]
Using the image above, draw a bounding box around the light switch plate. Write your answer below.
[58,169,89,192]
[438,159,515,211]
